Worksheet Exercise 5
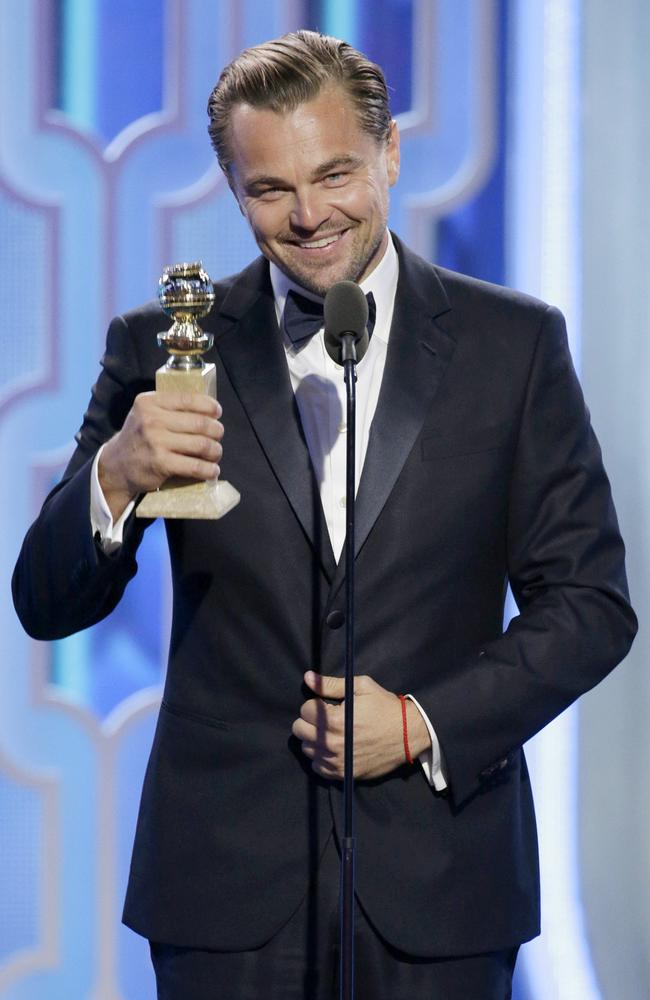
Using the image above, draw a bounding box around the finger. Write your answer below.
[151,392,222,417]
[291,718,318,743]
[294,709,341,748]
[304,671,346,700]
[139,409,224,442]
[159,453,221,483]
[311,759,342,779]
[298,741,338,761]
[164,432,223,463]
[298,697,336,728]
[166,413,224,441]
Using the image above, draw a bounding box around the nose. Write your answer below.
[289,188,331,232]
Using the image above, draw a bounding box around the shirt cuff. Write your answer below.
[90,446,136,554]
[405,694,448,792]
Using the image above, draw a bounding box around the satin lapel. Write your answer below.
[329,240,456,600]
[208,258,337,582]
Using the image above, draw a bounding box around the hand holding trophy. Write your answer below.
[136,262,240,519]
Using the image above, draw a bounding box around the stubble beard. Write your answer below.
[276,225,387,298]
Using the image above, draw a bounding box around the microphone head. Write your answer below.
[324,281,370,364]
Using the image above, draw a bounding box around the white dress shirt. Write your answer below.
[90,233,446,789]
[271,238,397,563]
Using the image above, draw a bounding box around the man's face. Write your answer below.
[227,85,400,296]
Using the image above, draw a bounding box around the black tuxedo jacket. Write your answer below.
[13,237,636,958]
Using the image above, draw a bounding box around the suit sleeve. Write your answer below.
[426,305,637,805]
[12,314,152,640]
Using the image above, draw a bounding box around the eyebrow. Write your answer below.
[244,154,365,191]
[315,154,365,176]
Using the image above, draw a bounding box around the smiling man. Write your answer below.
[225,87,399,295]
[13,30,635,1000]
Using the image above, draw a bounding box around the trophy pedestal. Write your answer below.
[136,362,241,520]
[136,476,240,519]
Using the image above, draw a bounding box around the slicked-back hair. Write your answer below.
[207,30,392,178]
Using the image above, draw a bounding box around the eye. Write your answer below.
[255,186,286,202]
[323,172,348,187]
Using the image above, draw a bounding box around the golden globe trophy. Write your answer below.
[136,262,240,519]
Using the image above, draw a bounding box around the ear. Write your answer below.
[386,119,400,186]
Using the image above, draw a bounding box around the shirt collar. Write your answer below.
[270,232,399,346]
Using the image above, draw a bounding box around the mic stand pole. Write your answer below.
[340,336,358,1000]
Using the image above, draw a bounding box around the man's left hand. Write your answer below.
[292,671,431,780]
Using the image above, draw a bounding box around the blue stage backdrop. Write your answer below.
[1,2,647,999]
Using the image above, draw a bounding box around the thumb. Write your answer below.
[304,671,346,700]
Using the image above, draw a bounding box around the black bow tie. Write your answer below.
[283,288,376,347]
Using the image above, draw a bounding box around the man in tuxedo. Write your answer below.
[13,30,635,1000]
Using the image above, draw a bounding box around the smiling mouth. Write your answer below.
[290,230,348,250]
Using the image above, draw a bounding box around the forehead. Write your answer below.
[228,86,380,182]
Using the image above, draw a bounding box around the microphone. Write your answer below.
[324,281,370,365]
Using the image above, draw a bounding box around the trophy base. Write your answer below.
[136,478,240,520]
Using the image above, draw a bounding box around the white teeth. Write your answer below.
[299,233,341,249]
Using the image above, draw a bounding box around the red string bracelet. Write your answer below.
[398,694,414,765]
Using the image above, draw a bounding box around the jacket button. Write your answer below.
[326,610,345,629]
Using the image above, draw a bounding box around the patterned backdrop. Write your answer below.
[1,2,647,998]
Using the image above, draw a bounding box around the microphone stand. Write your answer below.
[340,334,358,1000]
[323,280,368,1000]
